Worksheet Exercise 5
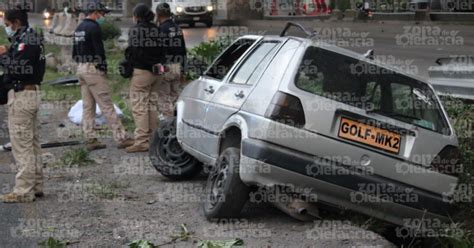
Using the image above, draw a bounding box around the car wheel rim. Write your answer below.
[157,126,192,168]
[207,156,229,209]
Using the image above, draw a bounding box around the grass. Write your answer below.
[85,181,130,200]
[38,237,68,248]
[54,148,93,167]
[438,97,474,246]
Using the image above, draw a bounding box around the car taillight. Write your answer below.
[431,146,462,177]
[264,91,305,128]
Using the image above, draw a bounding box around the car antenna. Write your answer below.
[280,22,316,39]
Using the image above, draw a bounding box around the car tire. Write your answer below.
[189,22,195,28]
[203,147,250,219]
[206,20,213,27]
[149,117,202,180]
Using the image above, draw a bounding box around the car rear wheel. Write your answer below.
[203,147,250,219]
[149,117,202,180]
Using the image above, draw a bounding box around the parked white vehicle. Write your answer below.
[152,0,214,27]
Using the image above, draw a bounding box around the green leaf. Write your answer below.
[38,237,68,248]
[128,240,156,248]
[197,238,244,248]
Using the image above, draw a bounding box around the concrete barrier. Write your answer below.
[429,57,474,100]
[430,12,474,22]
[414,10,430,21]
[59,13,78,37]
[372,12,415,21]
[342,10,357,21]
[53,13,66,35]
[78,12,85,23]
[49,13,60,34]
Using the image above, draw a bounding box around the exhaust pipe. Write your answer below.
[272,196,319,222]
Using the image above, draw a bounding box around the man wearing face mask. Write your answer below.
[73,0,134,151]
[0,5,46,203]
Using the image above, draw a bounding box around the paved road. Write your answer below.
[30,13,474,78]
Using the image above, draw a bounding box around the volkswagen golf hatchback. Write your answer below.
[150,23,461,226]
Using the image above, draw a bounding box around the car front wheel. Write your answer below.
[203,147,250,219]
[149,117,202,180]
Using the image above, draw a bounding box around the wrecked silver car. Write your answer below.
[150,23,461,226]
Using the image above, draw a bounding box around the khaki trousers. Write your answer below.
[7,87,42,196]
[76,63,126,142]
[129,69,162,147]
[161,63,185,115]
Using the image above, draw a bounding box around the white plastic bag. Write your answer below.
[68,100,123,125]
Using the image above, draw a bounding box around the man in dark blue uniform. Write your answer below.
[73,0,133,151]
[155,3,187,118]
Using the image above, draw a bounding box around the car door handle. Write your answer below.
[204,86,215,94]
[234,91,245,99]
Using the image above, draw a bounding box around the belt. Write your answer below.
[24,85,38,91]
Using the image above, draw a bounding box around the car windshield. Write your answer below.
[295,46,450,135]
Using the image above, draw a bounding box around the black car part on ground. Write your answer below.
[44,76,79,86]
[1,141,82,151]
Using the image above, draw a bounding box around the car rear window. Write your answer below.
[295,46,450,135]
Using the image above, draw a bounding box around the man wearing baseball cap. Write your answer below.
[155,2,187,118]
[72,0,134,151]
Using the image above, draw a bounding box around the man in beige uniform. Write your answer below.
[0,7,45,203]
[73,1,133,151]
[156,3,188,119]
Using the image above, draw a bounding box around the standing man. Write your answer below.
[155,3,187,119]
[73,0,134,151]
[0,6,45,203]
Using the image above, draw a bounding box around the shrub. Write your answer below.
[101,19,121,40]
[186,36,233,79]
[339,0,352,12]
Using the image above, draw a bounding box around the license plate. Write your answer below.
[193,17,200,21]
[338,117,401,154]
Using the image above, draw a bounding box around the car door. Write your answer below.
[202,38,284,157]
[178,37,259,154]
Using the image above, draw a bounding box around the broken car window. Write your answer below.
[295,46,450,134]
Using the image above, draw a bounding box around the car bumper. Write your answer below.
[174,12,212,23]
[240,138,455,225]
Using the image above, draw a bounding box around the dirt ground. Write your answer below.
[0,102,395,248]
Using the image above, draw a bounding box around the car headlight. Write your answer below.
[206,6,213,11]
[43,12,50,18]
[176,6,184,13]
